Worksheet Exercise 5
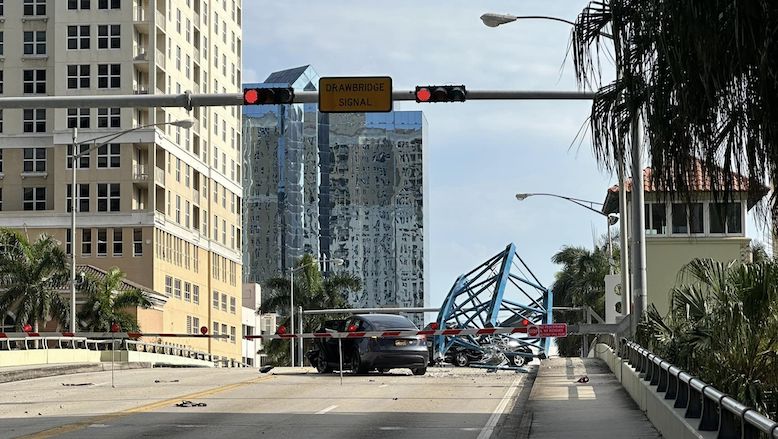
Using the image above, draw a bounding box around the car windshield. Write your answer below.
[362,315,417,330]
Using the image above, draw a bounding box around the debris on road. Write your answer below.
[61,383,93,387]
[175,400,207,407]
[576,375,590,383]
[154,379,180,383]
[259,366,274,374]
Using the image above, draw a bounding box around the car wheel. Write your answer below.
[510,355,527,367]
[316,352,332,374]
[411,367,427,376]
[454,352,469,367]
[350,351,368,374]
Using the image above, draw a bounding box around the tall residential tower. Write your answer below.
[0,0,244,363]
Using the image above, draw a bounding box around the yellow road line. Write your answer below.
[21,374,274,439]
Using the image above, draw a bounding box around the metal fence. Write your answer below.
[621,340,778,439]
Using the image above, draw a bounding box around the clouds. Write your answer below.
[245,0,621,306]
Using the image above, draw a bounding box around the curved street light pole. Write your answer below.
[69,120,194,333]
[486,12,637,333]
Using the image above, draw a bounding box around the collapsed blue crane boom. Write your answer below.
[434,243,554,359]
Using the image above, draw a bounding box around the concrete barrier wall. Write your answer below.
[595,343,715,439]
[1,349,213,368]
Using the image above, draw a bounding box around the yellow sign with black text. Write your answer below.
[318,76,393,113]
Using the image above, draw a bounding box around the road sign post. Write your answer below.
[318,76,393,113]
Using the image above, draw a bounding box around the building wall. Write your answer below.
[0,0,244,362]
[646,237,750,315]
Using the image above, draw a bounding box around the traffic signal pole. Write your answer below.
[0,90,596,109]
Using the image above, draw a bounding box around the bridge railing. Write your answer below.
[621,340,778,439]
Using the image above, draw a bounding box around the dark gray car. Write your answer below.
[307,314,429,375]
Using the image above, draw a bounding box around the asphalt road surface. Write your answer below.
[0,365,534,439]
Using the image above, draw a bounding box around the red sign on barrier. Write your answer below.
[527,323,568,338]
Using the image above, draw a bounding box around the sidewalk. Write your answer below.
[0,362,151,384]
[526,357,661,438]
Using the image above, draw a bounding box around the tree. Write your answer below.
[640,258,778,413]
[259,254,362,365]
[571,1,778,208]
[551,239,617,356]
[77,267,151,332]
[0,229,70,332]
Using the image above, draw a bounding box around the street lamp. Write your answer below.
[69,119,194,333]
[515,193,618,273]
[289,256,345,367]
[484,12,640,333]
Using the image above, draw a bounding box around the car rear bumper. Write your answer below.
[364,352,429,368]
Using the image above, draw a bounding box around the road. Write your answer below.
[0,366,534,439]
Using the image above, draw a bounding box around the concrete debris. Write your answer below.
[154,379,180,383]
[61,383,93,386]
[175,400,207,407]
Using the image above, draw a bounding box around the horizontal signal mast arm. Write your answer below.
[0,90,596,109]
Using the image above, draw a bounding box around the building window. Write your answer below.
[175,195,181,223]
[212,290,219,309]
[97,0,119,9]
[0,149,3,172]
[0,71,3,94]
[709,202,743,234]
[186,315,192,333]
[0,110,4,133]
[23,0,46,16]
[193,285,199,304]
[221,293,227,312]
[67,108,90,128]
[670,203,704,235]
[175,45,181,71]
[66,65,89,89]
[0,1,3,16]
[173,279,181,299]
[23,69,46,94]
[97,64,120,88]
[192,316,200,333]
[184,282,191,302]
[23,31,47,55]
[67,144,90,169]
[213,215,218,240]
[185,201,190,228]
[68,0,91,10]
[165,275,172,296]
[176,9,181,33]
[0,32,3,56]
[81,228,92,255]
[133,228,143,256]
[221,219,226,244]
[175,158,181,182]
[222,323,228,340]
[229,297,236,314]
[230,326,236,343]
[113,228,122,256]
[23,109,46,133]
[66,183,89,213]
[65,228,71,254]
[97,24,120,49]
[97,183,120,212]
[97,108,120,128]
[97,229,107,256]
[97,143,120,168]
[23,148,46,172]
[213,321,219,336]
[23,187,46,211]
[67,25,90,50]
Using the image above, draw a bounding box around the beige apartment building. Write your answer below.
[0,0,244,363]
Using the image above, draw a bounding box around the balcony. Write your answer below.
[155,10,166,31]
[155,167,165,186]
[133,164,149,181]
[155,49,166,71]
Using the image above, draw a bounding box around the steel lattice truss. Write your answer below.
[434,243,553,360]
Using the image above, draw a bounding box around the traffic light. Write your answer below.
[415,85,467,103]
[243,87,295,105]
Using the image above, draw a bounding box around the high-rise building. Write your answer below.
[0,1,244,363]
[242,67,428,323]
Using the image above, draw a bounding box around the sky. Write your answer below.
[244,1,768,310]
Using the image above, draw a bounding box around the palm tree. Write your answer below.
[0,229,70,332]
[551,240,616,356]
[259,254,362,365]
[77,267,152,332]
[640,258,778,413]
[570,1,778,208]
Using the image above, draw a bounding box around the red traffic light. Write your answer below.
[415,85,467,103]
[243,87,295,105]
[243,89,259,105]
[415,87,431,102]
[200,326,208,335]
[276,325,287,335]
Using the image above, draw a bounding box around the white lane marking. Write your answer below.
[379,384,388,388]
[176,425,205,428]
[315,405,338,415]
[88,424,109,428]
[476,375,524,439]
[379,426,406,431]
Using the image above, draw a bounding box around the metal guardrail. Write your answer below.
[622,340,778,438]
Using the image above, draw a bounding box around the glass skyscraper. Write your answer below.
[242,66,429,322]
